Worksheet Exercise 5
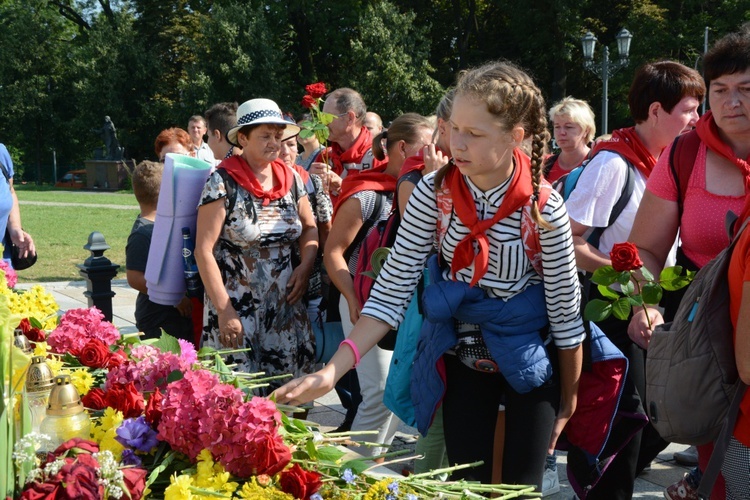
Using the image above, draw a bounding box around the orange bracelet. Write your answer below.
[339,339,361,368]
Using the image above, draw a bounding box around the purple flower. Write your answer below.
[342,468,357,484]
[116,416,159,452]
[121,448,143,467]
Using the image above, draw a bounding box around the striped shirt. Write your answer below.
[361,170,586,349]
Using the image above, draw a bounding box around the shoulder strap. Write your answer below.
[587,155,635,249]
[561,165,586,201]
[542,153,559,178]
[343,191,386,263]
[668,132,700,218]
[216,168,242,226]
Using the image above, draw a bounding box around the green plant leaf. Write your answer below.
[317,445,347,462]
[583,299,612,322]
[590,265,618,286]
[318,112,336,125]
[298,120,315,129]
[659,265,684,282]
[597,284,620,300]
[298,129,314,139]
[152,331,181,355]
[29,317,43,329]
[642,282,663,304]
[612,298,632,320]
[640,266,654,281]
[616,272,633,286]
[620,280,635,296]
[628,295,644,307]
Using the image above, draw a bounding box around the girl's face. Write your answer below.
[449,94,520,190]
[238,124,284,167]
[553,114,587,152]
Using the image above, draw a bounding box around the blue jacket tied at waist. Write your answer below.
[411,254,552,435]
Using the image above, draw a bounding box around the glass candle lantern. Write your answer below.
[25,356,55,435]
[39,374,91,452]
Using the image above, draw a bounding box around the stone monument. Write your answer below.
[85,116,128,189]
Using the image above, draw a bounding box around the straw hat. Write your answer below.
[226,98,301,146]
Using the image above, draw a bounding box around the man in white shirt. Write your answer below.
[187,115,216,164]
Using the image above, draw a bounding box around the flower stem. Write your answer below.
[633,276,653,330]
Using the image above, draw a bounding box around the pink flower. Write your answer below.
[47,307,120,355]
[105,344,195,392]
[0,260,17,288]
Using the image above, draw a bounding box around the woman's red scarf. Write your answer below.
[398,146,449,179]
[219,155,293,206]
[591,127,657,179]
[447,148,532,287]
[328,127,375,176]
[333,164,396,218]
[696,110,750,191]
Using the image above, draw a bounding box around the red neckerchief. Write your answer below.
[219,155,293,206]
[591,127,657,179]
[398,146,448,179]
[328,127,374,176]
[447,148,532,287]
[696,110,750,192]
[333,164,396,218]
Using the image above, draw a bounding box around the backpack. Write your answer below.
[645,219,749,446]
[554,152,635,249]
[667,130,701,219]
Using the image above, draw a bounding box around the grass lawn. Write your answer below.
[15,188,140,282]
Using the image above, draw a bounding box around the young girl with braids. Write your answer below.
[275,61,584,491]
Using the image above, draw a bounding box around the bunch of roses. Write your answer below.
[83,380,144,418]
[76,338,127,369]
[0,259,18,288]
[47,307,120,356]
[158,370,292,478]
[105,340,196,392]
[20,438,147,500]
[16,317,45,342]
[300,82,327,109]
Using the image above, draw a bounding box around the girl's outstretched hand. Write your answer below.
[273,366,337,407]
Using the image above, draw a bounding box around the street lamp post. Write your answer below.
[581,28,633,134]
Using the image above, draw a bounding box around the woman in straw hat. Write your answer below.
[195,98,319,392]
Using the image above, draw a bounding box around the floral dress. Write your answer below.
[199,170,316,392]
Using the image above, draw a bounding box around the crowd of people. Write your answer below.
[109,23,750,500]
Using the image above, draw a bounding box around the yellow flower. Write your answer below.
[99,407,124,431]
[33,341,48,357]
[165,474,194,500]
[362,479,392,500]
[67,369,94,396]
[45,356,64,376]
[235,478,293,500]
[99,428,124,461]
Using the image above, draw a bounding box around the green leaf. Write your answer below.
[29,317,43,329]
[166,369,184,384]
[627,295,644,307]
[341,457,371,475]
[298,120,315,129]
[659,265,684,282]
[590,265,618,286]
[313,124,329,131]
[597,284,620,300]
[318,112,336,125]
[152,331,181,355]
[642,283,663,304]
[612,298,632,320]
[197,346,218,358]
[298,129,314,139]
[315,129,330,144]
[316,445,347,462]
[146,450,177,488]
[640,266,654,281]
[620,280,635,296]
[616,272,633,286]
[583,299,612,322]
[305,439,318,459]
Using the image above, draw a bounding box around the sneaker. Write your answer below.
[542,467,560,497]
[673,445,699,466]
[664,473,699,500]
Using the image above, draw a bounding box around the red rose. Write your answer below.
[144,387,163,427]
[81,388,108,410]
[105,382,145,418]
[106,350,127,368]
[17,318,45,342]
[279,463,323,500]
[53,438,99,457]
[610,242,644,272]
[305,82,327,99]
[122,467,148,500]
[58,453,102,499]
[78,339,111,368]
[301,95,317,109]
[20,480,60,499]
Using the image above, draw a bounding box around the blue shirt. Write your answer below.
[0,144,16,262]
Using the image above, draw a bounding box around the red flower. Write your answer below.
[81,388,108,410]
[53,438,99,456]
[58,454,102,499]
[17,318,45,342]
[78,339,111,368]
[122,467,148,500]
[105,382,145,418]
[144,387,163,427]
[610,242,644,272]
[279,463,323,500]
[106,350,127,369]
[305,82,327,98]
[301,95,317,109]
[20,480,60,499]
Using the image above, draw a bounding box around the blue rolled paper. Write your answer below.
[145,153,213,306]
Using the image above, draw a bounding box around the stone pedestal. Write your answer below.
[84,160,129,190]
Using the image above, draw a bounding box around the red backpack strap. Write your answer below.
[668,130,701,218]
[521,181,551,277]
